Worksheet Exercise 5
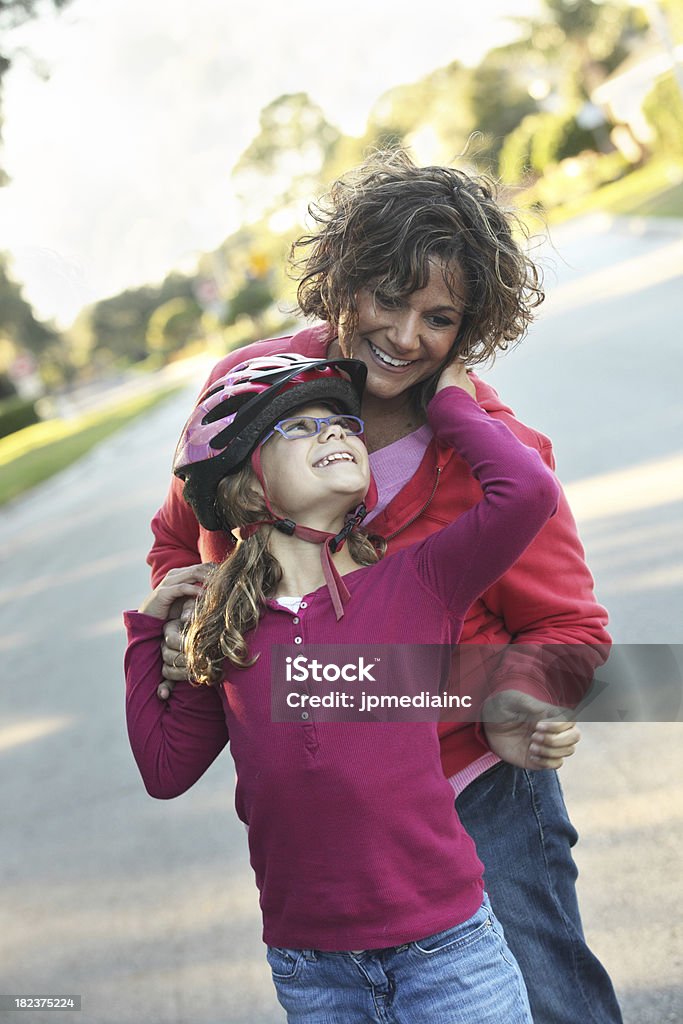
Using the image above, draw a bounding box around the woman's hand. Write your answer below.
[139,564,213,622]
[435,360,476,399]
[482,690,581,771]
[158,597,198,699]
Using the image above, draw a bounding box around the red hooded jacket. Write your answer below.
[148,325,610,777]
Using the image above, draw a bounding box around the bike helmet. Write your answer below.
[173,353,367,531]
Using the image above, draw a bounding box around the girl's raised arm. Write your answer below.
[413,379,560,617]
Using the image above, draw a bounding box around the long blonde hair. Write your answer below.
[184,463,383,685]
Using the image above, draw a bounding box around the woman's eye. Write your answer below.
[427,315,454,328]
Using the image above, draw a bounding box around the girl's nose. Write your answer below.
[318,419,346,442]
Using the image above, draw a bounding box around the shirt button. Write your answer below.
[292,616,300,624]
[301,711,309,720]
[300,602,308,609]
[294,636,303,644]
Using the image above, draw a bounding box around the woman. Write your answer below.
[147,150,622,1023]
[128,353,571,1022]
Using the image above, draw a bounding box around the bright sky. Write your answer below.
[0,0,540,326]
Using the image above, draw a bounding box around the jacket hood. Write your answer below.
[470,373,516,417]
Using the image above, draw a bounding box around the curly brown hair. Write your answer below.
[185,463,383,683]
[291,149,544,404]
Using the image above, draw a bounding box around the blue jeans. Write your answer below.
[266,894,532,1024]
[455,763,623,1024]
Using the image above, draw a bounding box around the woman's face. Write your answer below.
[259,404,370,522]
[339,259,466,404]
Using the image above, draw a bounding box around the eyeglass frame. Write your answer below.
[262,414,365,443]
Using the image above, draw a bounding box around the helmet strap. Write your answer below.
[237,447,372,619]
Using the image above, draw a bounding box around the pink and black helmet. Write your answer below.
[173,353,367,530]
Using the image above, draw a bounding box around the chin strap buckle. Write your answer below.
[274,518,297,536]
[329,503,368,553]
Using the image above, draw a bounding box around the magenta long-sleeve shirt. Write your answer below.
[124,387,560,950]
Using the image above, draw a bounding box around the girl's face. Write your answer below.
[259,404,370,521]
[339,258,466,404]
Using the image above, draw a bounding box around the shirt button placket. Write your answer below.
[293,609,316,745]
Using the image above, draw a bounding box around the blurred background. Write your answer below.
[0,1,681,1022]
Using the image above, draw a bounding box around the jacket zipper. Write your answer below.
[383,467,442,542]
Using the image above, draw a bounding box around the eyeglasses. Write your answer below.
[264,414,365,442]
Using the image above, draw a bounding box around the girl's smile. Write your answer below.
[260,404,370,523]
[312,449,357,469]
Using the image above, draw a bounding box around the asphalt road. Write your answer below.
[0,213,681,1024]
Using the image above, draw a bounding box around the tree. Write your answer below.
[146,297,202,358]
[0,0,72,181]
[0,254,57,356]
[505,0,648,106]
[86,270,198,365]
[357,64,475,165]
[232,93,341,223]
[463,51,540,168]
[0,253,71,390]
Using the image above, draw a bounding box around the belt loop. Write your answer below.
[302,949,317,962]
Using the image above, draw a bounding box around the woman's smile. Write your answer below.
[365,339,415,370]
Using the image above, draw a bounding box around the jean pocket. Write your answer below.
[266,945,304,980]
[412,899,492,956]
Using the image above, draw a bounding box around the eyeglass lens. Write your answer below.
[279,415,363,438]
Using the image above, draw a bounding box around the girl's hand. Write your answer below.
[482,690,581,771]
[435,360,476,399]
[139,564,213,622]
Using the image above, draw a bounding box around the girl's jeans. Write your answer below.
[266,894,532,1024]
[456,762,623,1024]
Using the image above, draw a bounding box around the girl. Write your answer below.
[125,353,576,1024]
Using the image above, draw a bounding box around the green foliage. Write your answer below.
[499,109,598,183]
[361,64,473,164]
[0,254,67,389]
[499,115,544,184]
[146,297,202,356]
[0,384,182,506]
[226,277,275,325]
[1,1,73,183]
[530,111,598,171]
[232,93,341,222]
[526,148,630,212]
[86,270,197,364]
[505,0,649,106]
[89,287,156,363]
[0,371,17,399]
[0,394,40,439]
[540,157,683,222]
[465,54,539,166]
[643,73,683,158]
[0,256,58,355]
[659,0,683,44]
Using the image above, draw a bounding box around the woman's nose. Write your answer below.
[390,310,422,353]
